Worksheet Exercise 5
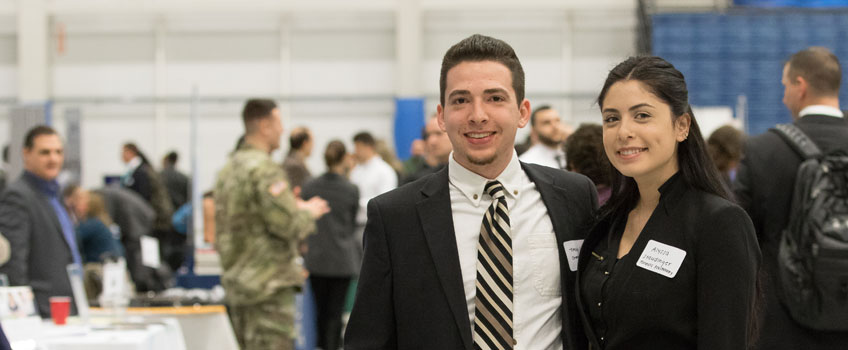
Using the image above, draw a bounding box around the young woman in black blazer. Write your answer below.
[575,56,761,349]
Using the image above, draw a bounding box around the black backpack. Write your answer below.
[772,123,848,331]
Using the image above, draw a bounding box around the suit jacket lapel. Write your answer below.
[416,168,473,350]
[522,163,585,349]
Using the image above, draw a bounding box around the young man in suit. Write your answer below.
[734,47,848,349]
[345,34,598,350]
[0,125,81,318]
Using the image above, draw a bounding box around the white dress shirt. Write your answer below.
[799,105,844,118]
[448,151,563,350]
[519,144,566,170]
[350,155,398,225]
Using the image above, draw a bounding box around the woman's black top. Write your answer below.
[576,172,761,350]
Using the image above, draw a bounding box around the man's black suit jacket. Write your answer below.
[345,162,598,350]
[0,175,76,318]
[734,114,848,349]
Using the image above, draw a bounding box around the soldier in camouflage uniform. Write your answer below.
[215,98,329,350]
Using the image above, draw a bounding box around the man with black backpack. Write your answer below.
[734,47,848,349]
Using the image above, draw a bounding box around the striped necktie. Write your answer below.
[473,180,514,350]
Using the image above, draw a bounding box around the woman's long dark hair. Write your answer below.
[596,56,729,220]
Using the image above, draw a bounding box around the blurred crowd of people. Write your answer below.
[0,36,846,350]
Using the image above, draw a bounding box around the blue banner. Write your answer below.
[393,98,426,161]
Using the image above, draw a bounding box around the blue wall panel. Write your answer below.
[653,10,848,135]
[735,0,848,7]
[393,98,425,161]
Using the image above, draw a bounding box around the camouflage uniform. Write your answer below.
[215,144,315,350]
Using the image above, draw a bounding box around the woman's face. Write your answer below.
[601,80,689,185]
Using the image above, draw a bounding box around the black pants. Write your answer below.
[310,275,351,350]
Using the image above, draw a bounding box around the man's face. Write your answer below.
[353,142,371,163]
[424,117,452,162]
[23,134,64,181]
[782,64,803,118]
[437,60,530,178]
[265,108,284,151]
[533,109,564,147]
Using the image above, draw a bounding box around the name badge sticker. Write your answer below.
[562,239,584,272]
[636,240,687,278]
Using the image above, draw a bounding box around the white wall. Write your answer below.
[0,2,639,192]
[0,13,15,159]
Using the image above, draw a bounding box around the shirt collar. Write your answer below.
[23,170,60,197]
[528,143,564,156]
[448,150,522,206]
[656,171,687,215]
[799,105,843,118]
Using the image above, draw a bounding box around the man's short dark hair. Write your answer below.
[786,47,842,97]
[530,105,552,127]
[439,34,525,107]
[324,140,347,168]
[353,131,376,147]
[242,98,278,130]
[164,151,178,166]
[289,128,311,150]
[2,145,8,163]
[24,125,58,149]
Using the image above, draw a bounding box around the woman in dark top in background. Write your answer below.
[575,56,761,349]
[301,140,360,350]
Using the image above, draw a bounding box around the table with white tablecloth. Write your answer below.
[3,317,186,350]
[92,305,238,350]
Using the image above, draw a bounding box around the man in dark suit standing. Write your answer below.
[734,47,848,349]
[345,34,598,350]
[0,125,81,318]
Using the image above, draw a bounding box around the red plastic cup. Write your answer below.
[49,296,71,325]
